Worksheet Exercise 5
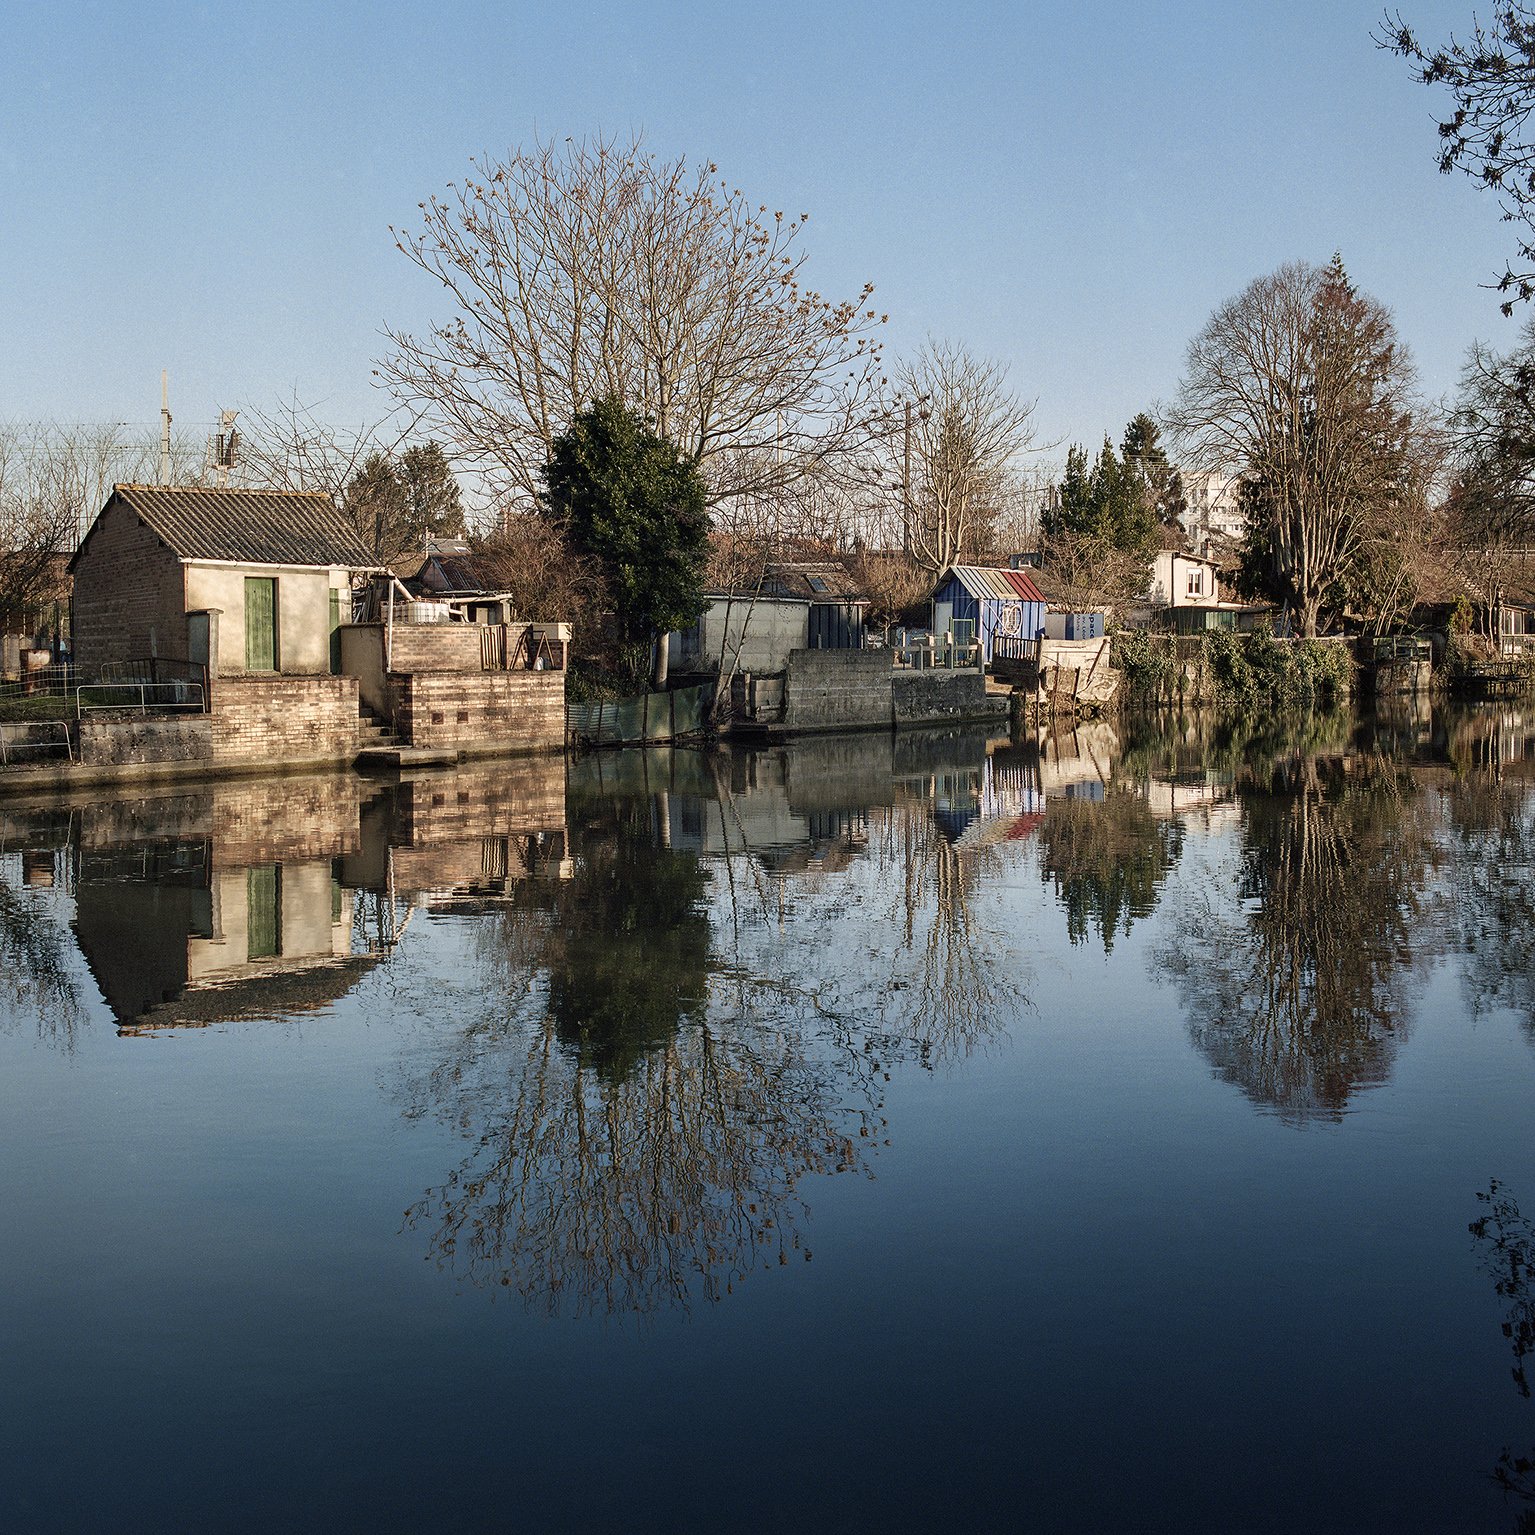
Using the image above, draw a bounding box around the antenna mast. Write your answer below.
[159,371,172,485]
[209,410,240,488]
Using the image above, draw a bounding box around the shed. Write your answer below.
[930,566,1047,664]
[671,558,869,674]
[69,484,374,678]
[404,550,517,625]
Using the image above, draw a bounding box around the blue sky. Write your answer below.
[0,0,1516,465]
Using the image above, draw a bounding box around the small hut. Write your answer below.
[929,565,1047,664]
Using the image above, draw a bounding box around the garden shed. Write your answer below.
[930,566,1047,664]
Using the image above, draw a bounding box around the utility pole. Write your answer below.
[159,371,172,485]
[903,401,912,556]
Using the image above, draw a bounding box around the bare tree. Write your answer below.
[877,339,1040,576]
[1167,257,1426,636]
[1380,5,1535,311]
[1443,318,1535,638]
[0,421,202,636]
[379,133,891,509]
[236,392,413,504]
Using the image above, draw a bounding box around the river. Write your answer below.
[1,704,1533,1532]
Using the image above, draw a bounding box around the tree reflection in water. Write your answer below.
[1470,1181,1535,1528]
[1445,766,1535,1036]
[0,855,83,1049]
[401,786,885,1317]
[1162,754,1433,1122]
[866,795,1008,1063]
[1037,787,1183,953]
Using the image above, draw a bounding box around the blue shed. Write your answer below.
[930,566,1048,664]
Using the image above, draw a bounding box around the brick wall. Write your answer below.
[782,648,892,731]
[389,758,566,846]
[72,501,187,674]
[393,670,564,753]
[208,773,364,865]
[210,676,359,766]
[388,623,487,673]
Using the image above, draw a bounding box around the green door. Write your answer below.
[245,577,277,671]
[329,587,343,674]
[246,865,281,959]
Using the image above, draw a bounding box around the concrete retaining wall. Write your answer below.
[893,670,995,726]
[782,649,892,731]
[77,714,213,767]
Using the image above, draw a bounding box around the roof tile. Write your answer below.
[76,484,375,570]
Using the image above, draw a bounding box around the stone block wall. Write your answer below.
[892,670,992,727]
[210,676,359,767]
[393,670,565,753]
[72,503,188,674]
[76,714,213,768]
[782,649,892,731]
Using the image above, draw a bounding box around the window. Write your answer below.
[1186,567,1204,598]
[807,575,829,593]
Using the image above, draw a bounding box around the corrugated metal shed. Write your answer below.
[930,565,1047,664]
[945,566,1047,604]
[71,484,375,572]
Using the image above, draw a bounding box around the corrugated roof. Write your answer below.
[945,566,1047,603]
[408,552,516,596]
[72,484,375,571]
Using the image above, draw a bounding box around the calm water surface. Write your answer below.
[3,706,1535,1532]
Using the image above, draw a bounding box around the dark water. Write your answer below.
[3,705,1535,1532]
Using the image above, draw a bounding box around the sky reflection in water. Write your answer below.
[2,705,1535,1532]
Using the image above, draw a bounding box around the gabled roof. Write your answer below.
[940,566,1047,603]
[763,561,867,601]
[408,551,515,597]
[70,484,375,572]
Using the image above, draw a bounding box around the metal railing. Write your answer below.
[76,681,206,717]
[895,635,981,670]
[0,720,73,765]
[0,661,75,701]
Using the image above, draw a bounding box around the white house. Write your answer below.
[1148,547,1222,611]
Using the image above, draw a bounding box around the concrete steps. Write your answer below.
[357,703,404,750]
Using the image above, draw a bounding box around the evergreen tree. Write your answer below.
[342,442,468,565]
[541,398,709,679]
[1047,444,1095,538]
[342,453,410,565]
[1047,435,1158,565]
[400,441,467,542]
[1121,412,1187,531]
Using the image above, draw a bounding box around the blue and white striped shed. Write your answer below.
[930,565,1047,663]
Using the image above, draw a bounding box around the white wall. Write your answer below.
[185,563,351,676]
[1149,551,1221,610]
[671,596,809,674]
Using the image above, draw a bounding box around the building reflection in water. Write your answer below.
[17,761,570,1037]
